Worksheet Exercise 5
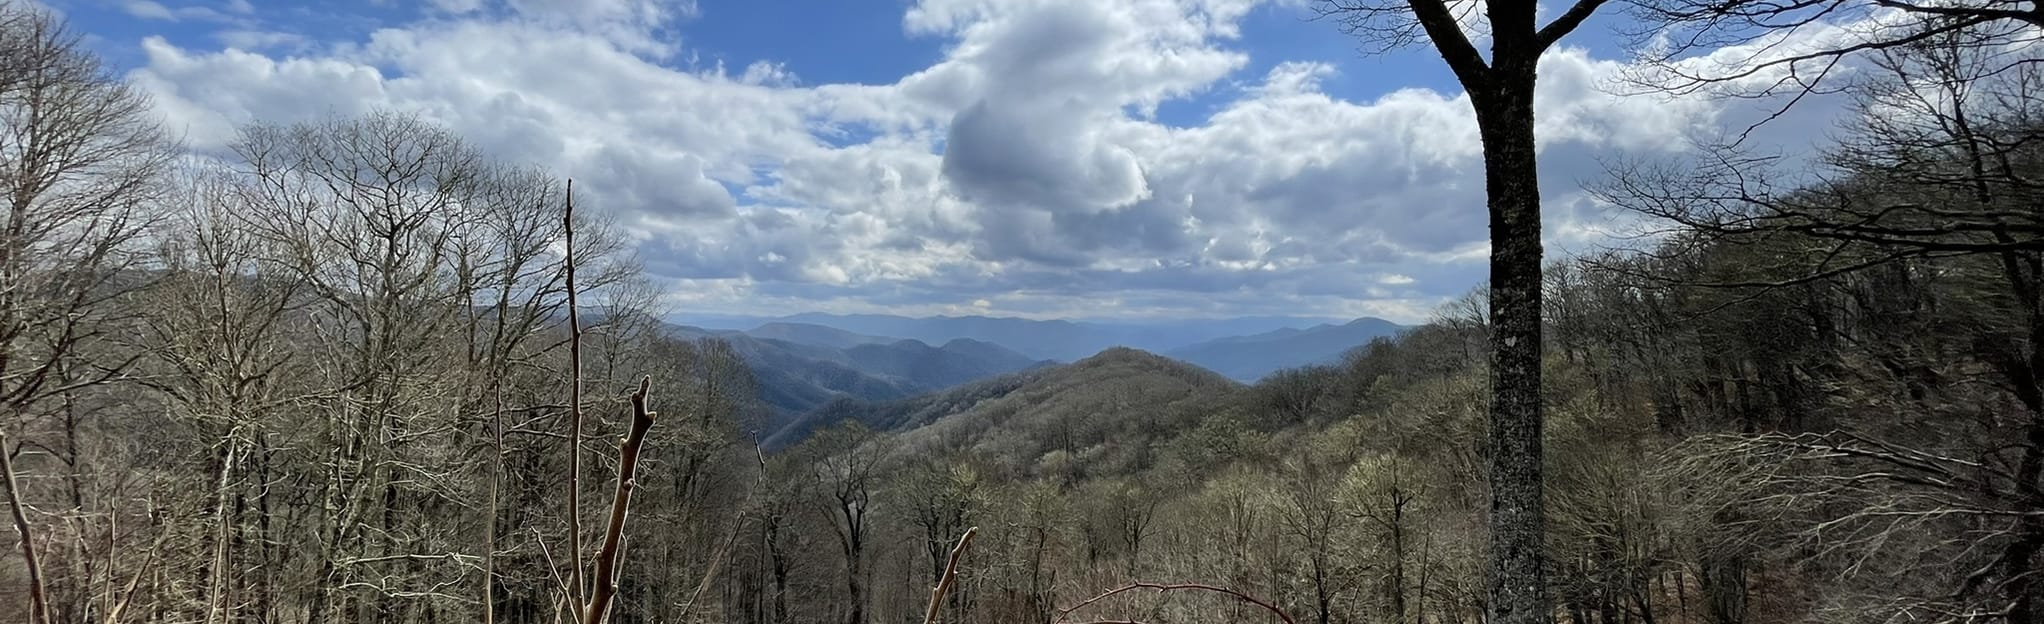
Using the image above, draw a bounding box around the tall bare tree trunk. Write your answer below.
[205,443,240,624]
[486,385,503,624]
[566,179,589,621]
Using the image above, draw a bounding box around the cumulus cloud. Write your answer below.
[120,0,1838,322]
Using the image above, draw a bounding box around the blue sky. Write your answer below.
[45,0,1846,323]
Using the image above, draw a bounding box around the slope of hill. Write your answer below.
[762,371,1042,449]
[1166,317,1406,381]
[771,348,1246,472]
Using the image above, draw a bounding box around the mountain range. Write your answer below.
[670,312,1393,363]
[1165,317,1406,381]
[662,313,1405,444]
[660,323,1054,428]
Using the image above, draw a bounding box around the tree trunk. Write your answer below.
[2005,246,2044,624]
[1699,555,1744,624]
[1474,65,1549,624]
[2,429,53,624]
[767,519,790,624]
[1314,552,1333,624]
[2002,421,2044,624]
[206,442,240,624]
[1391,491,1408,624]
[1418,531,1434,624]
[846,542,865,624]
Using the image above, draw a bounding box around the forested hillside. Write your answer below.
[5,2,2044,624]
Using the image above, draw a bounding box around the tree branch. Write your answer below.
[1538,0,1611,49]
[1408,0,1492,84]
[581,375,657,624]
[922,527,978,624]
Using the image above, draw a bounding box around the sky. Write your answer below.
[43,0,1860,323]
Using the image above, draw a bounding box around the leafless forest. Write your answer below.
[8,1,2044,623]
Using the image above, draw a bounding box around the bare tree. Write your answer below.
[134,165,311,624]
[0,4,173,622]
[803,422,891,624]
[227,111,630,622]
[1601,24,2044,623]
[1624,0,2044,114]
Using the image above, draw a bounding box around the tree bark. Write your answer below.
[1473,61,1550,624]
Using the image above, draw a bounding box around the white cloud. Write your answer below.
[213,29,310,52]
[428,0,487,14]
[120,0,1833,322]
[122,0,175,21]
[121,0,239,23]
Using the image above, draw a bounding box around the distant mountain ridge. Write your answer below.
[660,314,1405,443]
[1166,317,1407,381]
[670,312,1394,365]
[744,322,894,349]
[659,322,1052,431]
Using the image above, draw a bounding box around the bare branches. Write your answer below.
[1620,0,2044,125]
[1314,0,1492,83]
[1315,0,1608,83]
[1053,582,1298,624]
[1599,20,2044,290]
[1661,429,2035,614]
[0,4,174,623]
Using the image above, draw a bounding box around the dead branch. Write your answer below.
[533,528,573,600]
[580,375,658,624]
[922,526,979,624]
